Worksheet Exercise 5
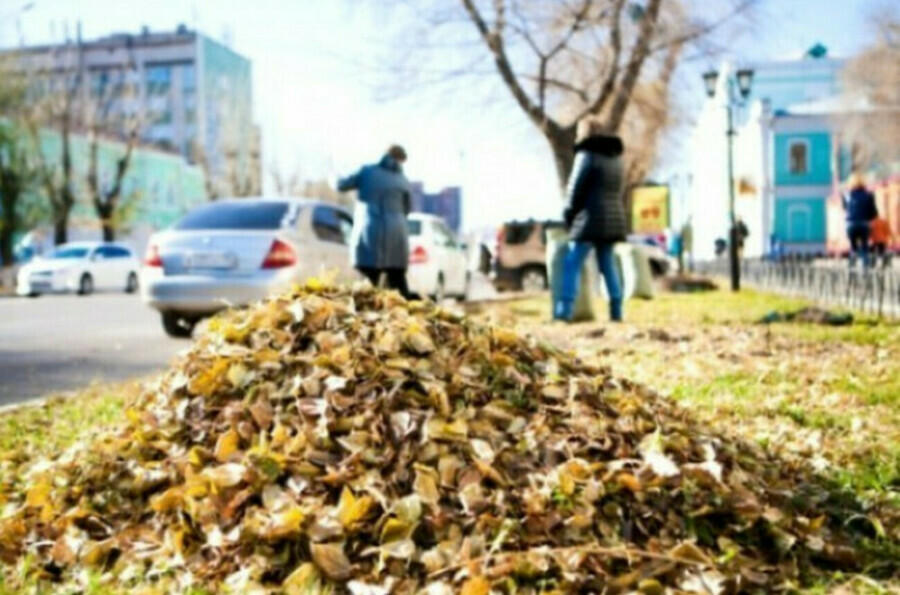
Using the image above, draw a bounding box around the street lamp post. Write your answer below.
[703,67,754,292]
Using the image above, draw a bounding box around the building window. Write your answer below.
[789,140,809,175]
[182,64,196,92]
[145,65,171,95]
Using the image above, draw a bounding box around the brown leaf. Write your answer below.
[310,542,352,580]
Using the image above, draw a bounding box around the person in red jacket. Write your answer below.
[870,216,891,267]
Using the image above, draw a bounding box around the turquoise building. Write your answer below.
[689,45,849,257]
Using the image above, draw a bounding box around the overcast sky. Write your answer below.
[0,0,884,231]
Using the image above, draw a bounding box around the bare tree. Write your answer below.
[384,0,755,193]
[25,46,81,245]
[270,161,353,208]
[0,57,39,270]
[191,140,219,201]
[85,62,143,241]
[836,5,900,172]
[270,161,303,196]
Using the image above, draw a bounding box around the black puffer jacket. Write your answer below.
[562,135,627,243]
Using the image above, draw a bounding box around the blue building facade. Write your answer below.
[410,183,463,233]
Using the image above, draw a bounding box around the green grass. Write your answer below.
[474,287,900,501]
[0,382,136,460]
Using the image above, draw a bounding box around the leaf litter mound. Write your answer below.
[1,283,897,593]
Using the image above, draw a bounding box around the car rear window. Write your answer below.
[175,202,293,231]
[407,220,422,236]
[502,223,535,245]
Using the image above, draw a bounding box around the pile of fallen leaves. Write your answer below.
[1,283,897,593]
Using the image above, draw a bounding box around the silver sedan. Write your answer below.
[141,198,356,337]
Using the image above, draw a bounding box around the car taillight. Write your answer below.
[262,239,297,269]
[144,244,162,267]
[410,245,428,264]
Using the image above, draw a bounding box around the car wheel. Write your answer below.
[78,274,94,296]
[161,312,196,339]
[125,272,139,293]
[430,274,446,303]
[519,266,547,292]
[26,292,40,298]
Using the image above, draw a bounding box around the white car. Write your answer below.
[141,198,357,337]
[407,213,470,301]
[16,242,140,297]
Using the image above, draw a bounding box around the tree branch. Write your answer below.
[649,0,758,55]
[545,0,594,61]
[577,0,626,122]
[460,0,559,134]
[521,74,590,102]
[604,0,663,132]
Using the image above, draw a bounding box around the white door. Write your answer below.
[89,247,119,289]
[108,246,134,289]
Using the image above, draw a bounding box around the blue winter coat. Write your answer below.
[338,155,412,269]
[843,187,878,224]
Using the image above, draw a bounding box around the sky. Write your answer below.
[0,0,886,231]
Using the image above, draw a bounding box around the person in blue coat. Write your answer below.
[842,172,878,268]
[338,145,412,298]
[554,117,627,322]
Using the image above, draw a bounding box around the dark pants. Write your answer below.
[847,222,871,268]
[358,267,411,299]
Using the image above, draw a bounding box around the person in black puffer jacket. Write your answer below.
[555,116,627,322]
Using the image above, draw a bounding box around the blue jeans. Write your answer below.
[555,242,623,321]
[847,222,871,268]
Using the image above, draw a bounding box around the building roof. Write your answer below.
[782,94,876,116]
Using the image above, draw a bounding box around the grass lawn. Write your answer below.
[468,288,900,500]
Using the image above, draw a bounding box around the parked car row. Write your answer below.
[12,199,473,338]
[139,198,471,337]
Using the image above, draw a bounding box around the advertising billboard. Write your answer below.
[631,185,670,233]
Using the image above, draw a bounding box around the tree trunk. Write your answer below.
[54,201,71,245]
[97,202,115,241]
[0,224,13,269]
[0,177,15,267]
[547,126,577,196]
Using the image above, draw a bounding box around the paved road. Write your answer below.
[0,274,499,406]
[0,293,185,405]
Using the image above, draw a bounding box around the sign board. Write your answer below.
[631,185,670,233]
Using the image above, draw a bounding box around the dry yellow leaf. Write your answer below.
[461,576,491,595]
[337,487,373,528]
[214,428,240,462]
[25,483,52,508]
